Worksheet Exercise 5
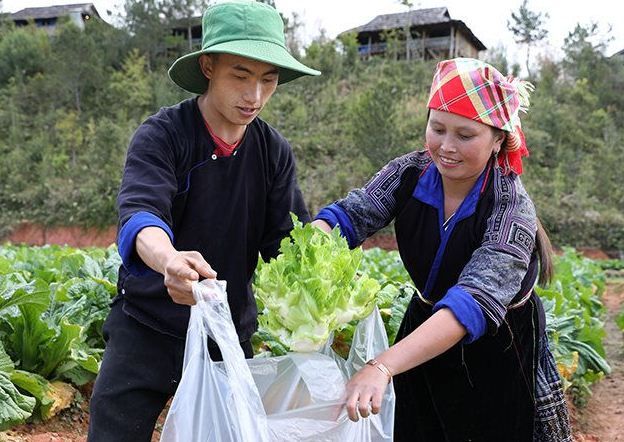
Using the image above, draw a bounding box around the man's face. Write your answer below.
[199,53,279,129]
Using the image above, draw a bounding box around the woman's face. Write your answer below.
[426,109,504,187]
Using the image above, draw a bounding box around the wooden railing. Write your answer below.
[358,36,452,57]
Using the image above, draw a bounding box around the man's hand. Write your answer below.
[135,226,217,305]
[163,251,217,305]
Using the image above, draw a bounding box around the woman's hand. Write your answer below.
[344,363,391,422]
[311,219,332,233]
[343,308,467,422]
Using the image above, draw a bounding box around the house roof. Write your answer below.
[347,7,451,33]
[342,7,486,51]
[612,48,624,58]
[11,3,100,21]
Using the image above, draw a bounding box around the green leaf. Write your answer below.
[253,214,380,352]
[616,311,624,332]
[40,321,83,379]
[0,372,35,430]
[8,304,55,373]
[386,284,414,344]
[0,276,50,314]
[0,343,14,374]
[10,370,54,419]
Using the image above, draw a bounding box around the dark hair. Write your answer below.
[490,127,553,286]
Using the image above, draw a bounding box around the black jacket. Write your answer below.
[115,97,309,339]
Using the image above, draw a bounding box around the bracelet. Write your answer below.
[366,359,393,382]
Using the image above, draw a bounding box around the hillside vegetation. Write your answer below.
[0,12,622,250]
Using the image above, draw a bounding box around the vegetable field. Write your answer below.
[0,243,619,436]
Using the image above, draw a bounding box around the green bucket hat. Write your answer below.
[168,1,321,94]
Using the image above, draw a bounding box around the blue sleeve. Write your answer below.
[316,152,429,247]
[433,285,487,344]
[315,203,357,248]
[118,211,174,277]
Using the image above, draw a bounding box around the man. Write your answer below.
[88,2,320,440]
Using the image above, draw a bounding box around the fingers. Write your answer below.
[184,251,217,279]
[344,367,387,422]
[163,251,216,305]
[346,392,359,422]
[176,267,200,281]
[370,391,383,415]
[358,394,372,419]
[345,392,377,422]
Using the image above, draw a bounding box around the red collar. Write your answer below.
[203,119,242,157]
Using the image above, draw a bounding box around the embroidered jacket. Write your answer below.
[316,150,538,342]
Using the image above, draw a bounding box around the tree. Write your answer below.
[0,27,49,84]
[507,0,548,78]
[348,78,401,170]
[337,31,359,68]
[122,0,169,70]
[109,49,153,121]
[303,32,339,76]
[484,44,520,77]
[48,21,106,114]
[398,0,414,60]
[380,29,402,61]
[562,23,608,84]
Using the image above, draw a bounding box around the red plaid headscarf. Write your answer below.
[427,58,533,175]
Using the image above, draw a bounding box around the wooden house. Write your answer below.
[169,15,203,51]
[11,3,101,33]
[341,7,486,61]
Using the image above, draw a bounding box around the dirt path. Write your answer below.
[573,279,624,441]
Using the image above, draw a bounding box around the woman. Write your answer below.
[312,58,571,441]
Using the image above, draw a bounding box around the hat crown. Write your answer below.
[428,58,521,132]
[201,1,286,50]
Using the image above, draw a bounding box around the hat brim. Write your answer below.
[168,40,321,95]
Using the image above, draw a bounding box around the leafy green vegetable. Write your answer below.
[617,310,624,332]
[0,372,36,430]
[374,282,414,345]
[537,247,610,405]
[10,370,76,420]
[0,244,120,425]
[0,344,35,430]
[254,215,380,352]
[360,248,411,286]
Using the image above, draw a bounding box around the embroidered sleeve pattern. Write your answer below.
[457,171,537,332]
[335,151,430,246]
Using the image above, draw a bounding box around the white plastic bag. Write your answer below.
[160,279,270,442]
[161,279,394,442]
[252,307,395,441]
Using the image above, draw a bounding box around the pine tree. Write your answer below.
[507,0,548,78]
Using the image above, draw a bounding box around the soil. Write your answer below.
[362,232,398,250]
[4,223,116,248]
[571,278,624,441]
[0,399,168,442]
